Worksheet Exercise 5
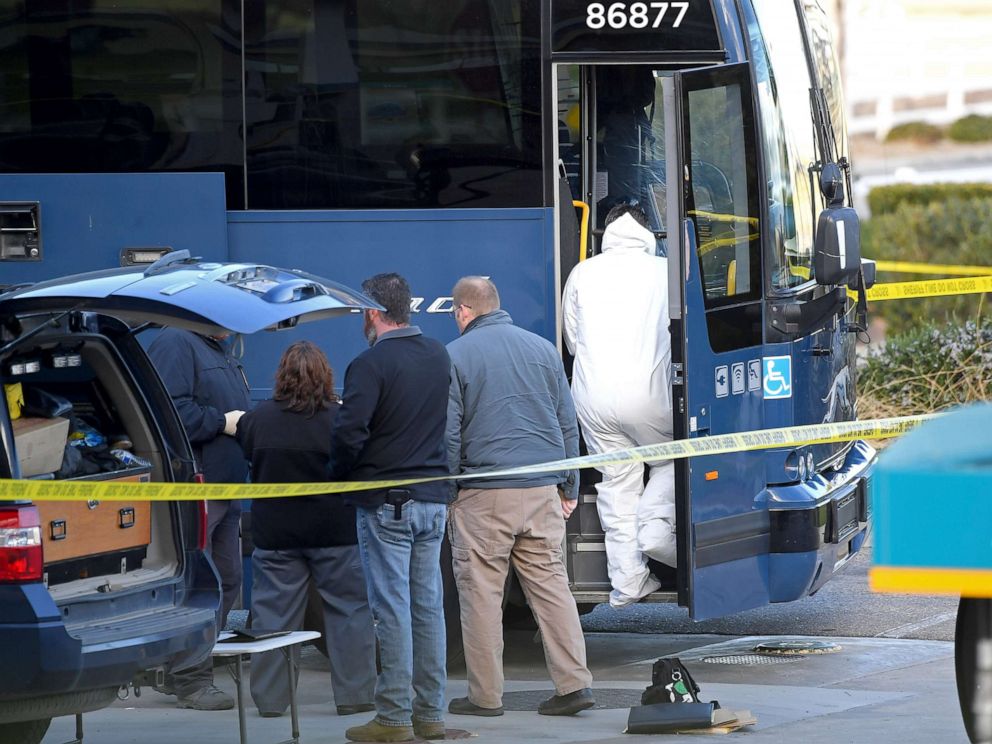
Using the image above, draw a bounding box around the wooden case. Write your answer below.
[39,468,153,565]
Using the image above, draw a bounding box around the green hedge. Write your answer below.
[861,196,992,335]
[868,183,992,216]
[948,114,992,143]
[859,319,992,420]
[884,121,943,144]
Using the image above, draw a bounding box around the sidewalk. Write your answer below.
[43,630,967,743]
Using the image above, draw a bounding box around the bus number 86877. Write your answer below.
[585,1,690,30]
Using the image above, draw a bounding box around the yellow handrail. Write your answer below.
[688,209,760,227]
[573,200,590,261]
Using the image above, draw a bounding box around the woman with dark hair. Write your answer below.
[236,341,375,718]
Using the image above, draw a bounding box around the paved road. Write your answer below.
[580,536,960,641]
[43,540,969,744]
[43,628,969,744]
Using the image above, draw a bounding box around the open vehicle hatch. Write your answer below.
[0,250,382,336]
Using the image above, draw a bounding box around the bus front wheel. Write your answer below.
[956,597,992,743]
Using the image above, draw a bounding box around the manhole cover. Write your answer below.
[753,639,842,656]
[701,653,802,665]
[501,688,642,711]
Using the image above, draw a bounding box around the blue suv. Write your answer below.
[0,252,376,743]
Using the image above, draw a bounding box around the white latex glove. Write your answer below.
[223,410,245,436]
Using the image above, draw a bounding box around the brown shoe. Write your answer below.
[413,719,446,739]
[345,718,414,742]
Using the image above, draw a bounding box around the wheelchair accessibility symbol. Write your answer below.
[763,356,793,399]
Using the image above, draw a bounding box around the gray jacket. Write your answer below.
[446,310,579,498]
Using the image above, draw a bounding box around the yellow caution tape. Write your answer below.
[864,275,992,302]
[791,261,992,288]
[873,260,992,277]
[0,414,934,501]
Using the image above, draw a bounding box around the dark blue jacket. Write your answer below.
[330,326,451,507]
[237,399,357,549]
[446,310,579,498]
[148,328,250,484]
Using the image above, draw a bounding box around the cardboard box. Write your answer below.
[12,416,70,477]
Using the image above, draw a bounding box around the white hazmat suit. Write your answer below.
[562,213,675,608]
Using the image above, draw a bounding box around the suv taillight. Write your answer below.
[0,506,43,583]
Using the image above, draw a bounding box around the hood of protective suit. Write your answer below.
[601,213,656,255]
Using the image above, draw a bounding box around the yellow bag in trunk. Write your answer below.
[4,382,23,420]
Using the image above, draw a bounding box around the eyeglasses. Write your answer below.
[453,303,472,313]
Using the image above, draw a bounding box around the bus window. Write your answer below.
[594,67,668,238]
[0,2,245,209]
[685,80,760,309]
[555,65,670,257]
[557,66,582,201]
[748,0,818,291]
[243,0,542,210]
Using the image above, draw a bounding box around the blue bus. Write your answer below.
[0,0,873,622]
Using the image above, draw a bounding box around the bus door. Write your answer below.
[555,63,678,604]
[663,63,770,620]
[555,62,769,619]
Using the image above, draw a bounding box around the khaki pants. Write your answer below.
[448,485,593,708]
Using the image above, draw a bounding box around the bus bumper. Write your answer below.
[764,440,876,602]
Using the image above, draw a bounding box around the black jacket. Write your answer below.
[148,328,250,484]
[236,399,357,549]
[330,326,451,507]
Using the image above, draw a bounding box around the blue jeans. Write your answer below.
[357,500,447,726]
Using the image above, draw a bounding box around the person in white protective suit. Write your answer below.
[562,203,674,608]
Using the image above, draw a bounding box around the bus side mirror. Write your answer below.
[814,163,862,287]
[813,205,861,287]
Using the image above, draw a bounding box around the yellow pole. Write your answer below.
[573,200,590,261]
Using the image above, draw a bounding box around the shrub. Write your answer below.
[949,114,992,143]
[861,196,992,336]
[884,121,944,144]
[868,183,992,216]
[859,319,992,420]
